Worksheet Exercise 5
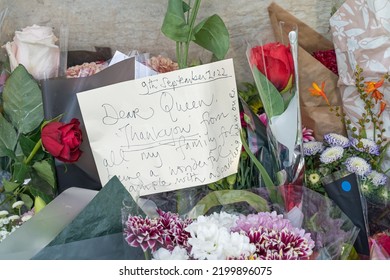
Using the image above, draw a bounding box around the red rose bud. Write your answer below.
[250,42,294,92]
[41,118,83,163]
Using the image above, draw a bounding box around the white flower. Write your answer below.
[21,214,33,222]
[222,231,256,259]
[207,211,238,229]
[12,201,24,209]
[0,210,9,217]
[1,218,9,225]
[185,212,254,260]
[8,215,20,222]
[3,24,60,80]
[152,246,189,260]
[344,157,371,176]
[320,146,344,164]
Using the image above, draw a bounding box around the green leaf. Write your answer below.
[0,113,18,156]
[29,186,54,204]
[193,14,229,60]
[252,66,284,119]
[187,189,269,219]
[3,180,19,192]
[161,0,191,42]
[2,64,44,134]
[182,1,190,13]
[33,160,57,189]
[20,193,33,209]
[12,161,30,183]
[19,134,38,157]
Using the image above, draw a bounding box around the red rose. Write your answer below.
[250,42,294,92]
[375,232,390,255]
[41,118,83,163]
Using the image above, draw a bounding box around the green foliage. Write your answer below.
[188,189,270,218]
[2,65,44,134]
[161,0,229,68]
[252,66,284,119]
[0,65,56,211]
[238,82,263,114]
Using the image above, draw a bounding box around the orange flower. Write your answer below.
[309,82,329,105]
[379,100,387,117]
[365,78,384,103]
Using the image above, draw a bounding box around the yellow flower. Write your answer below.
[308,173,320,185]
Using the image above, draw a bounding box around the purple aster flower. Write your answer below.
[323,133,350,148]
[367,171,388,187]
[350,138,380,156]
[320,146,344,164]
[303,141,324,156]
[344,156,371,176]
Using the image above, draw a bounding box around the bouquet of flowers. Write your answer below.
[121,183,359,260]
[304,64,390,258]
[0,20,84,243]
[246,21,304,188]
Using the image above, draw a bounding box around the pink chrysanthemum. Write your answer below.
[302,127,315,142]
[247,227,315,260]
[156,209,192,250]
[232,211,293,234]
[124,215,164,252]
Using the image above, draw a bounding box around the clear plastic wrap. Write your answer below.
[246,21,304,188]
[122,183,359,260]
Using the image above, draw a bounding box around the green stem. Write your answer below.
[181,0,201,68]
[144,250,151,260]
[240,131,273,188]
[23,139,42,165]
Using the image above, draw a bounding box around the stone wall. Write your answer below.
[0,0,336,83]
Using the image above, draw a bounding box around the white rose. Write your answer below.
[3,24,60,80]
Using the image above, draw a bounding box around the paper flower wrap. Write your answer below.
[330,0,390,172]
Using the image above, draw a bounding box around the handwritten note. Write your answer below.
[77,59,241,197]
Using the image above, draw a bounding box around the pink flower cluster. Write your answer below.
[232,212,315,260]
[124,209,192,252]
[124,209,315,260]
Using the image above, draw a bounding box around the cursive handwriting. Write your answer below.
[101,103,154,125]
